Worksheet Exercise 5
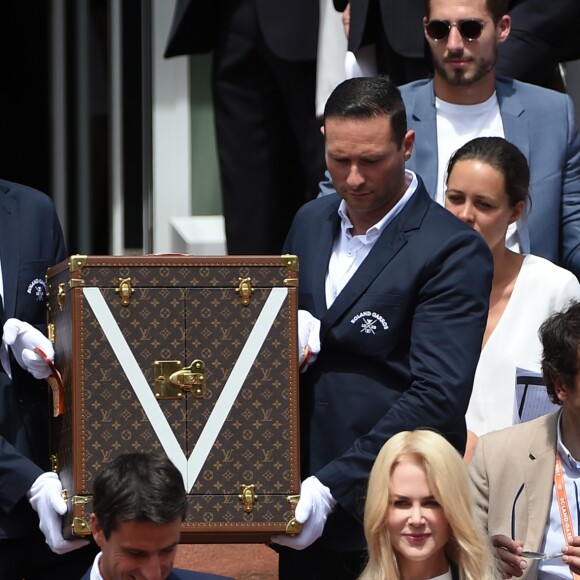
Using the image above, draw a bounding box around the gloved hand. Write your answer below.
[3,318,54,379]
[297,310,321,373]
[27,472,89,554]
[271,476,336,550]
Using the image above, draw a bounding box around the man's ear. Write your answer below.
[403,130,415,161]
[497,14,511,44]
[90,513,106,549]
[553,375,568,403]
[320,125,325,136]
[422,16,429,41]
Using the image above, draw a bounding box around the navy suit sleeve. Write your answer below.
[0,436,44,513]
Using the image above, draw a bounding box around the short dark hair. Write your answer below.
[323,77,408,147]
[540,301,580,404]
[425,0,509,24]
[92,452,187,539]
[446,137,530,209]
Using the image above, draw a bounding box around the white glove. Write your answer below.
[27,472,89,554]
[271,476,336,550]
[3,318,54,379]
[297,310,321,373]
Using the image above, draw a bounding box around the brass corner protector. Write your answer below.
[72,517,91,536]
[281,254,299,272]
[69,254,88,272]
[285,518,303,536]
[285,494,302,535]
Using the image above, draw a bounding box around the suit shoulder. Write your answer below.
[424,199,486,242]
[295,194,340,219]
[0,179,54,206]
[480,412,557,446]
[399,78,432,99]
[399,78,432,93]
[403,192,493,271]
[497,76,570,106]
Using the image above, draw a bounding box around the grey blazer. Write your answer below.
[400,77,580,278]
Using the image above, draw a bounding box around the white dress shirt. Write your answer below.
[325,170,418,308]
[538,412,580,579]
[89,551,104,580]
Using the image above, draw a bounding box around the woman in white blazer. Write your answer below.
[444,137,580,460]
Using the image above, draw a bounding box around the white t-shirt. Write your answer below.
[434,92,524,250]
[435,92,504,205]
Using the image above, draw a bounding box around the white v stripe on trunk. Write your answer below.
[83,286,287,491]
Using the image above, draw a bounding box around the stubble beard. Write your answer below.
[433,49,497,87]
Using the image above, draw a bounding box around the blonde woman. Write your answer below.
[359,430,499,580]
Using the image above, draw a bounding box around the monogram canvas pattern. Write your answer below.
[47,256,300,542]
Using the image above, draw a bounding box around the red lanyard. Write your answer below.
[554,452,580,579]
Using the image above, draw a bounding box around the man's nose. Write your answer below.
[446,24,465,52]
[346,165,364,189]
[140,556,164,580]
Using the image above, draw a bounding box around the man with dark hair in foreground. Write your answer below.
[82,452,233,580]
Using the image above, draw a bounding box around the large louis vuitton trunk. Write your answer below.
[45,255,301,543]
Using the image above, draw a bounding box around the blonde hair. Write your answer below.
[359,430,499,580]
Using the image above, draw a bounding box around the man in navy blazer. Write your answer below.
[320,0,580,279]
[0,180,97,578]
[271,77,493,579]
[81,452,234,580]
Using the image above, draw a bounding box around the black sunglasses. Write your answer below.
[426,19,486,41]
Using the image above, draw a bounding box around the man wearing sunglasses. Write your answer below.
[400,0,580,279]
[470,300,580,579]
[320,0,580,279]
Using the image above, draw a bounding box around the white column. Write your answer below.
[151,0,192,253]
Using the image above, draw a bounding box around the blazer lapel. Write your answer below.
[0,190,19,319]
[320,185,429,338]
[312,203,341,317]
[497,78,529,160]
[521,413,558,551]
[496,78,531,252]
[406,81,438,197]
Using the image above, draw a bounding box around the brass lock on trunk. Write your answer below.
[154,360,206,399]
